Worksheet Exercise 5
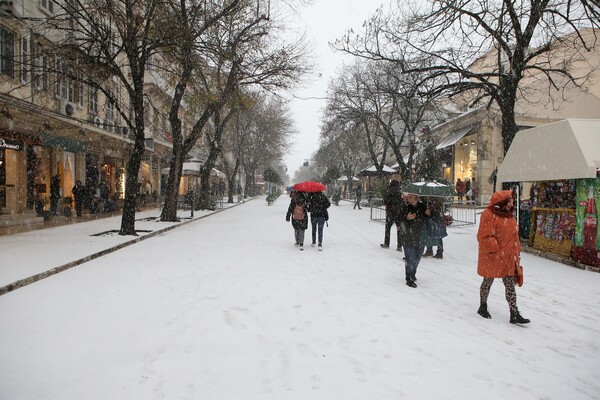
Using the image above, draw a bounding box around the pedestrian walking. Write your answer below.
[381,180,404,251]
[286,190,308,250]
[353,185,362,210]
[71,180,86,217]
[455,178,465,204]
[422,198,446,259]
[476,190,530,324]
[307,191,331,251]
[399,193,427,288]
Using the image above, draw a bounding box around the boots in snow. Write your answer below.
[510,310,531,324]
[477,304,492,319]
[422,249,434,257]
[433,251,443,259]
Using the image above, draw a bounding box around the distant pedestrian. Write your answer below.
[71,180,86,217]
[381,180,404,251]
[455,178,465,203]
[307,191,331,251]
[476,190,530,324]
[353,186,362,210]
[399,194,427,288]
[286,190,308,250]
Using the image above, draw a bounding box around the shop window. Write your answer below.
[0,25,15,79]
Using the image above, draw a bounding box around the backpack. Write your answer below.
[292,204,305,220]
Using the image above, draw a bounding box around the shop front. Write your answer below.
[497,119,600,268]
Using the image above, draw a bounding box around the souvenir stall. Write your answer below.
[497,119,600,267]
[527,180,577,258]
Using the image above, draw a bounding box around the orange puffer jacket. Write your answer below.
[477,190,521,278]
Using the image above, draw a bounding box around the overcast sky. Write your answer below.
[283,0,385,178]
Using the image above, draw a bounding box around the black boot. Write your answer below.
[510,310,531,324]
[422,249,434,257]
[477,303,492,319]
[433,251,443,259]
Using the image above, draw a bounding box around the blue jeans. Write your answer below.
[403,244,423,282]
[311,217,326,245]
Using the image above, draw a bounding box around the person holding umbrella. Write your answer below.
[307,191,330,251]
[286,190,309,250]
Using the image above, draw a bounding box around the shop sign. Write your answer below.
[0,138,23,151]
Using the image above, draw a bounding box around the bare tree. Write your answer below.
[324,62,390,181]
[240,95,295,196]
[160,0,309,216]
[318,114,370,186]
[337,0,600,154]
[45,0,171,235]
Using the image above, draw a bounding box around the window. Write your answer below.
[20,36,29,83]
[40,0,54,14]
[0,25,15,78]
[32,42,48,91]
[106,89,115,121]
[55,57,75,102]
[88,85,98,114]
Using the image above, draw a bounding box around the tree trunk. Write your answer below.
[160,149,184,222]
[119,133,145,236]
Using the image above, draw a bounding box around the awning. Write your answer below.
[497,119,600,183]
[435,125,475,150]
[358,164,397,176]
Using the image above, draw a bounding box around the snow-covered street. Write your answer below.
[1,197,599,399]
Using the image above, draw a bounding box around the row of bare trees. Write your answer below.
[29,0,309,234]
[312,0,599,189]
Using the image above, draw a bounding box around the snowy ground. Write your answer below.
[1,197,599,399]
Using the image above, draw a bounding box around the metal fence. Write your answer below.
[369,198,478,226]
[369,198,386,222]
[444,202,478,226]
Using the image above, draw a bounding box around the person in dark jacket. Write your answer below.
[71,180,86,217]
[381,180,404,251]
[353,186,362,210]
[399,193,427,288]
[286,190,309,250]
[422,198,446,259]
[308,191,331,250]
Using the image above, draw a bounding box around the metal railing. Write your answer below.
[369,198,478,226]
[369,198,386,222]
[444,202,478,226]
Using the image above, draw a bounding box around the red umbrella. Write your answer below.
[292,181,326,193]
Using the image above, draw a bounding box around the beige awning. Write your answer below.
[497,119,600,183]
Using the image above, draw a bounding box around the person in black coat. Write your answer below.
[286,190,309,250]
[72,180,86,217]
[399,193,427,288]
[381,180,404,251]
[307,191,331,250]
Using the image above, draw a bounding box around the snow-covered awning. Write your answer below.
[435,125,476,150]
[497,119,600,183]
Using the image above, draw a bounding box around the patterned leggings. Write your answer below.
[480,276,518,312]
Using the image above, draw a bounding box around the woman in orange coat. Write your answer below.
[477,190,530,324]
